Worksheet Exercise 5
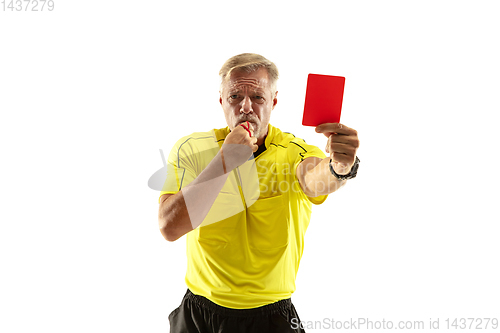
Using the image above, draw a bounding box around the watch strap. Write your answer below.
[329,156,360,180]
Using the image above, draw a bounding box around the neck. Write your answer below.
[256,134,267,147]
[256,124,269,146]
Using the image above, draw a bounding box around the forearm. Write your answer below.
[304,157,346,196]
[158,149,230,241]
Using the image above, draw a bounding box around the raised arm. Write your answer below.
[296,123,359,196]
[158,124,258,242]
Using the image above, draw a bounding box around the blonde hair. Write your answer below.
[219,53,279,95]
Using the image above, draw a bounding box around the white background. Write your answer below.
[1,1,499,332]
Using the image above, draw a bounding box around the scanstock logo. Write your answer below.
[148,149,169,191]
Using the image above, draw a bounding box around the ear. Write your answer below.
[219,96,222,105]
[272,91,278,110]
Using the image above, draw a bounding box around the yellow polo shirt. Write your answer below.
[159,123,328,308]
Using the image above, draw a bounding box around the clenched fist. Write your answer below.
[315,123,360,175]
[221,121,258,172]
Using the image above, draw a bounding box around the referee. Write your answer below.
[158,53,360,332]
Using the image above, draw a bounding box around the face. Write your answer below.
[220,67,278,145]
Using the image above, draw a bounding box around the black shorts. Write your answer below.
[168,289,306,333]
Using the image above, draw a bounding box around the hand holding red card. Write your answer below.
[303,73,359,175]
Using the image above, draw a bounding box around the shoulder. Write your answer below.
[268,124,327,165]
[269,125,315,154]
[167,129,223,169]
[174,130,216,146]
[172,128,223,154]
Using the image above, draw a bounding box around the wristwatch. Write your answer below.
[329,156,360,180]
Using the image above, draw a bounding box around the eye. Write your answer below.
[230,94,238,99]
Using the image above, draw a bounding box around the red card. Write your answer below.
[302,74,345,126]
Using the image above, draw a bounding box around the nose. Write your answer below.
[240,96,253,114]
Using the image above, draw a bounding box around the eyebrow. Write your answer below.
[228,89,266,95]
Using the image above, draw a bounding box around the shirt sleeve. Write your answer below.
[290,137,329,205]
[158,136,199,203]
[158,131,222,203]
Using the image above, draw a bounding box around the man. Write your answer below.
[158,53,360,332]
